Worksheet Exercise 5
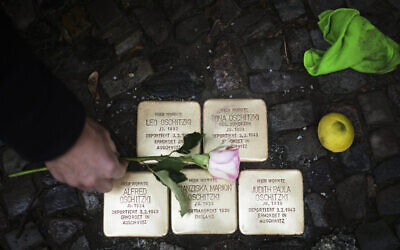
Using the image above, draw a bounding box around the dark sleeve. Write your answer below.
[0,12,86,162]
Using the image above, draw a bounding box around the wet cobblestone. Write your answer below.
[336,174,367,220]
[43,185,80,215]
[269,99,314,133]
[1,0,400,249]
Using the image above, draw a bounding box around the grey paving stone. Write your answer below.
[159,242,185,250]
[355,220,400,250]
[364,4,400,39]
[273,0,305,22]
[278,127,327,162]
[249,71,307,94]
[71,235,90,250]
[3,177,36,218]
[88,0,122,33]
[38,172,59,186]
[305,193,328,228]
[232,9,264,35]
[5,222,44,250]
[81,191,100,214]
[61,5,91,40]
[212,39,244,91]
[376,184,400,216]
[260,241,305,250]
[373,156,400,186]
[346,0,376,11]
[388,0,400,9]
[100,57,153,98]
[336,174,367,220]
[338,142,371,174]
[197,0,215,8]
[387,84,400,113]
[114,30,143,56]
[134,8,170,45]
[269,99,314,133]
[358,91,394,126]
[286,28,312,64]
[241,15,276,41]
[2,148,29,175]
[236,0,258,8]
[0,205,9,231]
[150,46,179,73]
[396,223,400,239]
[242,38,282,71]
[369,127,400,160]
[102,16,138,44]
[164,0,198,23]
[317,69,367,94]
[307,0,345,17]
[312,232,357,250]
[2,0,36,30]
[176,15,210,44]
[218,0,242,24]
[143,67,203,97]
[47,218,85,245]
[206,239,250,249]
[44,185,80,214]
[309,29,330,50]
[306,159,335,193]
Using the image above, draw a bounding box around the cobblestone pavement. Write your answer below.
[1,0,400,249]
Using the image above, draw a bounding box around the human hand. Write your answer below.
[45,117,128,193]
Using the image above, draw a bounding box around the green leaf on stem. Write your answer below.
[152,158,187,183]
[155,158,185,171]
[154,170,189,216]
[176,132,204,154]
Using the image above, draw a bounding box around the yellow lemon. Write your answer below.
[318,113,355,152]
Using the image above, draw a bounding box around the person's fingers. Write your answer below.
[95,179,113,193]
[46,162,66,183]
[111,157,128,179]
[107,137,118,154]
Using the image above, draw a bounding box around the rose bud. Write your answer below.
[208,148,240,183]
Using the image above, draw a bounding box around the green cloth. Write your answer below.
[304,8,400,76]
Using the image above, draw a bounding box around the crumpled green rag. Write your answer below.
[304,8,400,76]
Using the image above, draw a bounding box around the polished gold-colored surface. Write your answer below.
[171,169,237,234]
[103,172,169,237]
[238,170,304,235]
[203,99,268,162]
[137,101,201,157]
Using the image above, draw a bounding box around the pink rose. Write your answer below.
[208,148,240,183]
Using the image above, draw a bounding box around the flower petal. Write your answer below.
[210,160,237,175]
[208,166,229,179]
[209,149,236,164]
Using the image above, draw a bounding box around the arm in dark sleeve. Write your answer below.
[0,12,86,162]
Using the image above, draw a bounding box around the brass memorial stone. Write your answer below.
[137,101,201,157]
[203,99,268,161]
[103,172,168,237]
[171,169,237,234]
[238,170,304,235]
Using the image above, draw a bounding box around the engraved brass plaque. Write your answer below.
[103,172,169,237]
[203,99,268,162]
[171,169,237,234]
[137,101,201,157]
[238,170,304,235]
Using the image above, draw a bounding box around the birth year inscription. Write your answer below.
[137,101,201,157]
[238,170,304,235]
[203,99,268,162]
[171,169,237,234]
[103,172,168,237]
